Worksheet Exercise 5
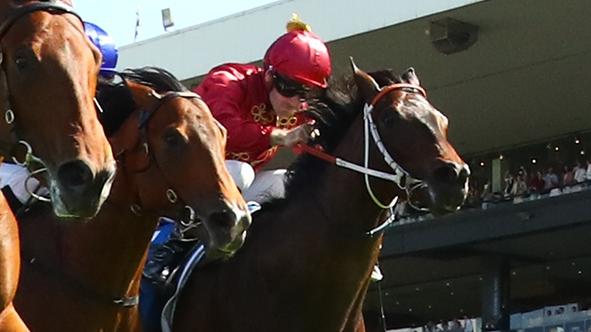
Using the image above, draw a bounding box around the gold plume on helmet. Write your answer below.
[286,13,311,33]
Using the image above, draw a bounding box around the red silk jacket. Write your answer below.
[193,63,301,170]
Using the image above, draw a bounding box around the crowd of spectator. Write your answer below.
[465,159,591,209]
[394,150,591,222]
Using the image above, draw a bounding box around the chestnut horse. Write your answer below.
[14,67,250,331]
[170,62,469,332]
[0,1,115,330]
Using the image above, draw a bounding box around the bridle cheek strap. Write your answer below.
[0,0,86,160]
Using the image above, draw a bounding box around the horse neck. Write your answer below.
[22,167,157,300]
[206,117,398,327]
[67,171,157,297]
[282,115,403,327]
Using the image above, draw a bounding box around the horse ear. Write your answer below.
[350,57,380,103]
[402,67,420,86]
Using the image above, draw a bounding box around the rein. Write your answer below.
[298,83,429,236]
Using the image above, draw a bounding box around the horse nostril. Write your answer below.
[209,210,237,230]
[458,164,471,183]
[433,162,462,184]
[57,160,93,192]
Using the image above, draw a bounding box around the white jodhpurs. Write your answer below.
[0,162,44,204]
[225,160,287,204]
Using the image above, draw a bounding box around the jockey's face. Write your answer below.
[265,70,305,118]
[269,87,303,118]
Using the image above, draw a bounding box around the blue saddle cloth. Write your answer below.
[139,219,205,332]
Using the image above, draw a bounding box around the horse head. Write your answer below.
[0,1,115,218]
[351,60,469,214]
[103,68,250,258]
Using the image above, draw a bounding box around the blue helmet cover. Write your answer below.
[84,21,118,76]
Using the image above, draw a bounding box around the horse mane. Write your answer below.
[97,67,188,137]
[261,69,403,212]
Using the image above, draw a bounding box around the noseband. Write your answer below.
[0,1,95,167]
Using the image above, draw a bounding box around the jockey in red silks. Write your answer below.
[193,14,332,204]
[0,21,118,210]
[141,17,332,331]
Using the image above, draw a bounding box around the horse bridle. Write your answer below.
[119,89,205,234]
[0,2,140,308]
[0,1,97,168]
[298,83,430,236]
[363,84,428,204]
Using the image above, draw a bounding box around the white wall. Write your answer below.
[118,0,484,80]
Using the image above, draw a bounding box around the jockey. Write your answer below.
[0,21,118,211]
[139,16,332,330]
[193,14,332,204]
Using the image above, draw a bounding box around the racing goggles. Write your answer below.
[272,72,310,98]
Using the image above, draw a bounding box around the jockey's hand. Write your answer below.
[270,124,313,148]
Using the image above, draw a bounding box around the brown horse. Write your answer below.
[170,61,469,332]
[0,1,115,330]
[14,67,250,331]
[0,0,115,217]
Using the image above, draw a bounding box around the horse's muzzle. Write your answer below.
[50,159,116,219]
[205,202,251,257]
[427,162,470,215]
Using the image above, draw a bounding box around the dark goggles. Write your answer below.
[272,72,310,98]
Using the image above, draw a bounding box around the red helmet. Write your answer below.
[264,17,331,88]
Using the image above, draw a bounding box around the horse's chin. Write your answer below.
[427,184,468,216]
[50,191,97,220]
[48,166,115,220]
[206,246,237,262]
[208,231,246,261]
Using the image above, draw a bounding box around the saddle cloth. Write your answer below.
[139,219,205,332]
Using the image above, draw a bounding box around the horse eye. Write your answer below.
[163,128,186,147]
[15,57,28,70]
[13,48,34,71]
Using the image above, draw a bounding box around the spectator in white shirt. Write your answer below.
[573,161,587,183]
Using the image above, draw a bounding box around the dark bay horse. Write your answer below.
[14,67,250,331]
[171,61,469,332]
[0,1,115,330]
